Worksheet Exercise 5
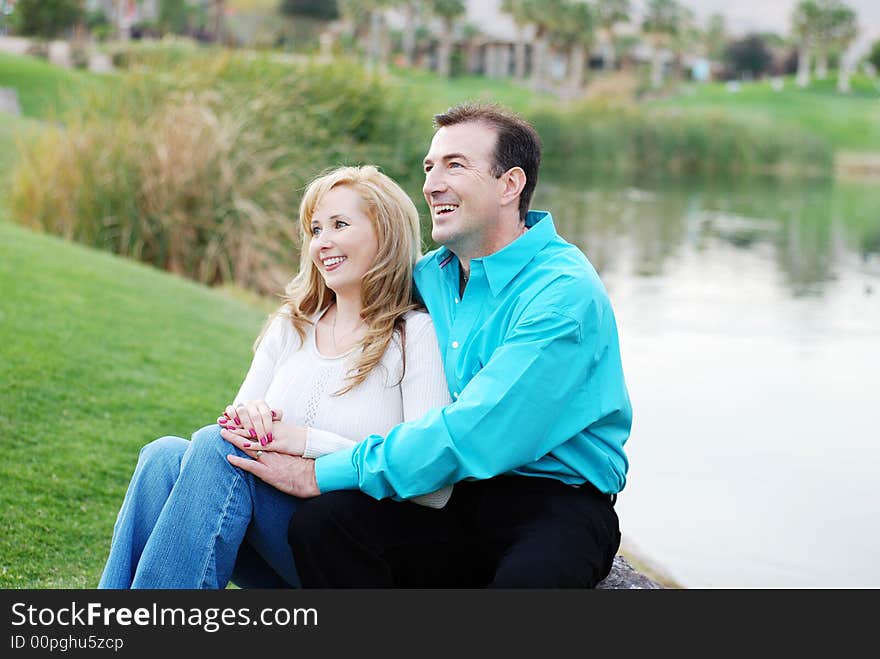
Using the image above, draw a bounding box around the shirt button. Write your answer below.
[451,341,459,349]
[453,391,459,399]
[455,298,459,304]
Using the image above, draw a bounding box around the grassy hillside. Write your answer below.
[0,219,276,587]
[647,74,880,153]
[0,52,117,120]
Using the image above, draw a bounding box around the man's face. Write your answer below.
[422,121,503,254]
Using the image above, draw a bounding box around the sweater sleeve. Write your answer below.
[395,313,454,508]
[232,313,290,407]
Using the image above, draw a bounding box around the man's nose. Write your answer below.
[423,168,445,196]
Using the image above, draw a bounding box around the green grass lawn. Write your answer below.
[385,65,553,115]
[647,74,880,153]
[0,51,118,120]
[0,219,276,588]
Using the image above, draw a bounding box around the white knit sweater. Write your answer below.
[233,307,453,508]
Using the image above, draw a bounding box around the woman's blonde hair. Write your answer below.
[262,165,423,395]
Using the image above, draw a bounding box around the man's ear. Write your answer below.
[498,167,527,208]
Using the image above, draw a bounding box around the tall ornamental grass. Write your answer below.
[8,52,431,294]
[532,103,834,179]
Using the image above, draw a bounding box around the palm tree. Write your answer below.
[522,0,560,93]
[428,0,466,77]
[114,0,129,40]
[813,0,858,80]
[792,0,821,87]
[400,0,423,67]
[211,0,226,44]
[669,4,698,81]
[703,12,727,63]
[824,2,859,91]
[642,0,682,89]
[550,0,595,94]
[501,0,530,81]
[338,0,393,71]
[595,0,630,71]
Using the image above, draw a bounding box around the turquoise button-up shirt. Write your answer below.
[315,210,631,497]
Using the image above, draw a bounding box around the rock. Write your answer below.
[596,556,665,589]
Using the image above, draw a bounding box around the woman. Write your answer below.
[99,165,451,589]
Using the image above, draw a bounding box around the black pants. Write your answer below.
[288,475,620,588]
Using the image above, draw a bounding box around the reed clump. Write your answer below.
[532,103,833,179]
[8,52,431,293]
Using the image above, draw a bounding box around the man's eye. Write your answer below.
[424,165,433,173]
[450,162,463,168]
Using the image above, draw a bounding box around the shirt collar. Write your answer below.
[431,211,555,297]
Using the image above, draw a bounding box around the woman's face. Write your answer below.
[308,185,380,298]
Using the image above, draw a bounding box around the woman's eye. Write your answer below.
[311,226,321,235]
[335,220,349,229]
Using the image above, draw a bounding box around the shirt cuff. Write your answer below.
[314,447,360,493]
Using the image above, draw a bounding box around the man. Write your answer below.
[234,103,631,587]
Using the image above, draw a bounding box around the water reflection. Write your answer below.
[535,176,880,298]
[532,176,880,587]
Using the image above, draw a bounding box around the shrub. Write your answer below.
[70,45,90,70]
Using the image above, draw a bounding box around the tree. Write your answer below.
[668,3,698,80]
[428,0,465,77]
[868,38,880,72]
[210,0,227,43]
[703,12,726,62]
[501,0,529,80]
[642,0,682,89]
[821,1,858,91]
[159,0,188,35]
[338,0,388,70]
[522,0,559,92]
[595,0,629,70]
[550,0,595,93]
[813,0,857,80]
[281,0,341,21]
[724,34,773,79]
[791,0,821,87]
[399,0,421,67]
[13,0,83,39]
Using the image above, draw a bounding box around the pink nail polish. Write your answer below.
[249,428,257,438]
[260,437,267,446]
[243,442,252,448]
[235,416,241,425]
[271,410,277,418]
[267,433,273,443]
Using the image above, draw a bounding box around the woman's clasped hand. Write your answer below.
[218,401,308,457]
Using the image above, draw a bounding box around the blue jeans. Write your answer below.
[98,424,301,588]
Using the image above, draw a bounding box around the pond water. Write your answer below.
[533,176,880,588]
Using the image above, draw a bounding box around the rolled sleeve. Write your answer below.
[314,447,360,493]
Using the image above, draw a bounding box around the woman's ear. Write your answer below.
[499,167,527,208]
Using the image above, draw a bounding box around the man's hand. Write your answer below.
[223,428,320,498]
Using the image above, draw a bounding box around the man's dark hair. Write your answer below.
[433,103,542,222]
